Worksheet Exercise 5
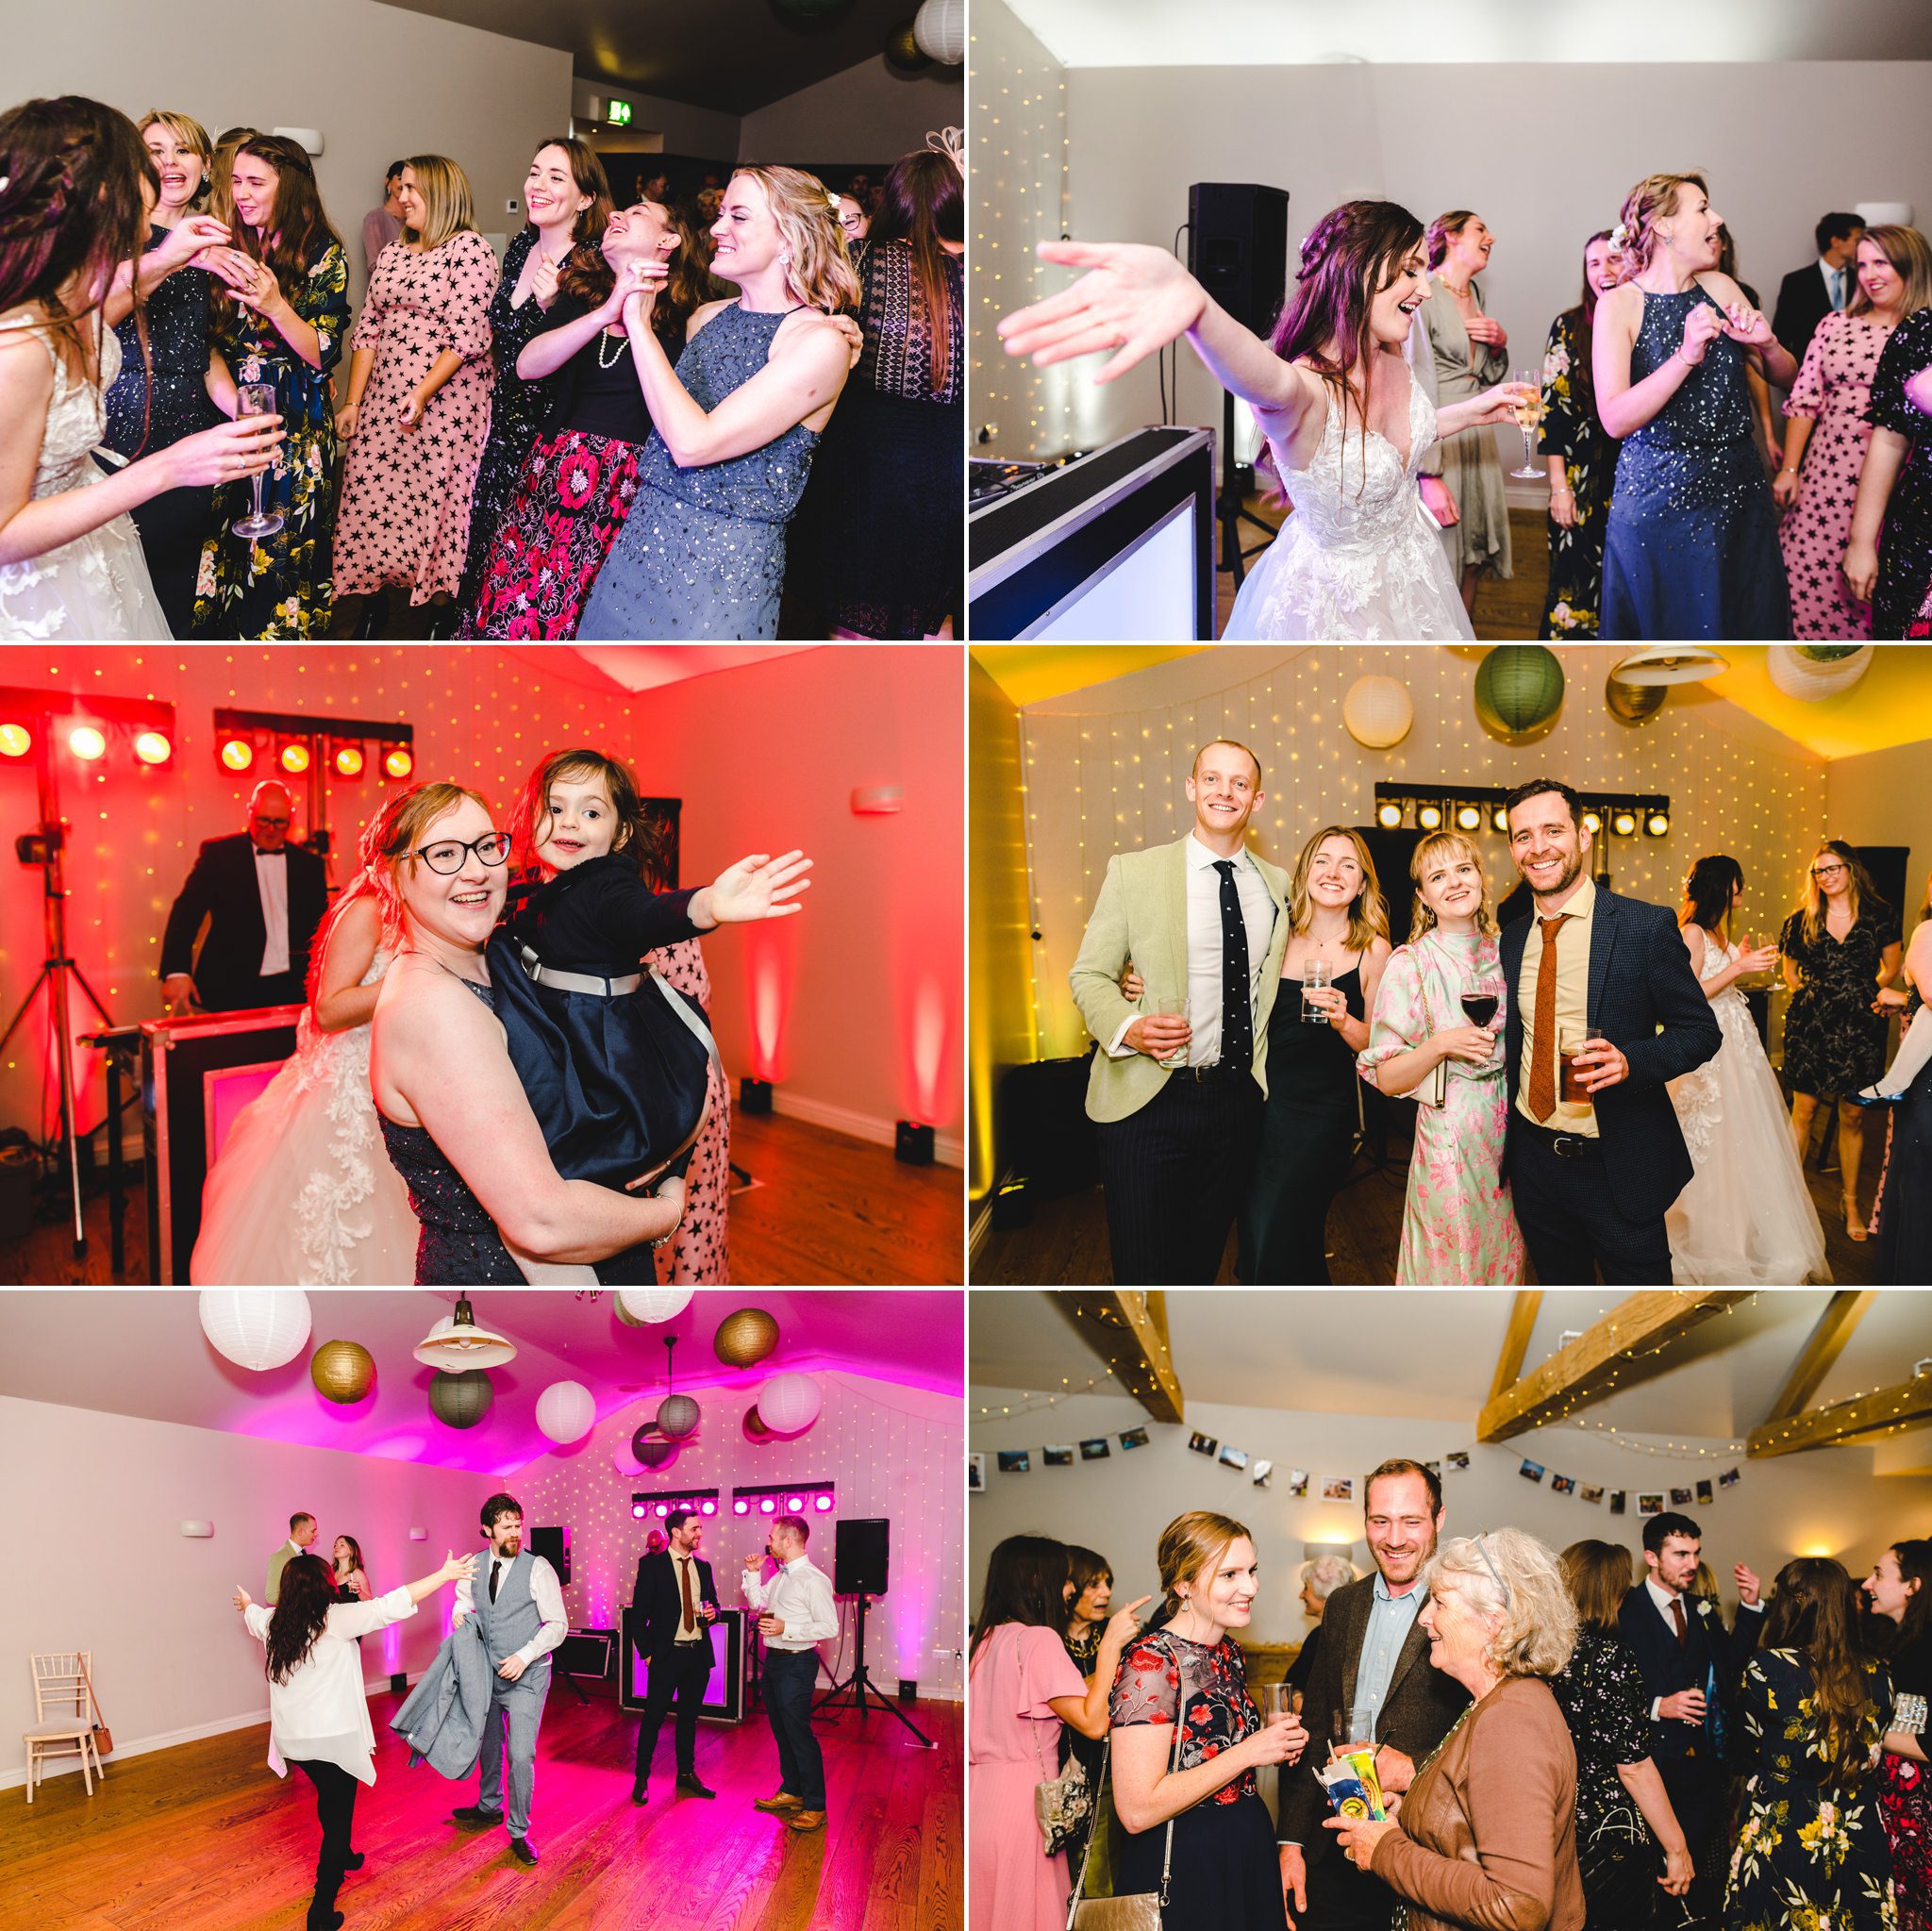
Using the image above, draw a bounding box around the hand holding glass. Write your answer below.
[1510,370,1543,479]
[230,382,284,539]
[1303,956,1334,1024]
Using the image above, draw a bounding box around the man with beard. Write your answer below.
[1277,1460,1470,1931]
[1500,777,1720,1284]
[450,1493,565,1865]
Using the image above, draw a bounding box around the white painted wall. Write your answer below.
[738,55,962,167]
[569,77,739,161]
[1825,740,1932,935]
[969,1387,1932,1648]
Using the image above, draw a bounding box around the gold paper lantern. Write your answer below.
[714,1307,780,1368]
[743,1405,774,1442]
[1605,674,1665,724]
[310,1340,375,1405]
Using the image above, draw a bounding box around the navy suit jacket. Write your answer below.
[1617,1581,1762,1766]
[1501,886,1722,1225]
[1770,264,1835,378]
[158,832,328,1010]
[632,1549,719,1666]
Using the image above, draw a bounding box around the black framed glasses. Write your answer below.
[407,831,511,874]
[1811,863,1848,878]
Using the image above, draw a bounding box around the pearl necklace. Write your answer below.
[597,327,629,371]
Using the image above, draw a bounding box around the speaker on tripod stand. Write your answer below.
[812,1519,935,1748]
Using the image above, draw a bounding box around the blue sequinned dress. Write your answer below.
[1600,287,1790,640]
[576,303,820,639]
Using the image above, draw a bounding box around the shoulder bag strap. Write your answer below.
[1067,1637,1187,1922]
[76,1654,105,1728]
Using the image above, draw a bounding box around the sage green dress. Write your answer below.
[1408,279,1513,582]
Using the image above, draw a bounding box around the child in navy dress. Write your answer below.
[491,746,811,1283]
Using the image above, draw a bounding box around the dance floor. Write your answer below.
[0,1680,961,1931]
[0,1109,964,1287]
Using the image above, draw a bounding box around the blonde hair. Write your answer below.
[1157,1510,1250,1621]
[403,153,477,252]
[359,781,494,950]
[1848,224,1932,322]
[1612,172,1708,275]
[1408,831,1498,941]
[1798,840,1880,947]
[1425,209,1477,273]
[732,165,860,313]
[1290,825,1390,953]
[1424,1530,1577,1678]
[137,110,213,208]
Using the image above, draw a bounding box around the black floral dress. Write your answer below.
[1867,308,1932,639]
[1877,1626,1932,1931]
[1550,1624,1657,1929]
[1724,1647,1898,1931]
[1779,907,1903,1095]
[1537,307,1621,637]
[1108,1629,1286,1929]
[1058,1622,1108,1886]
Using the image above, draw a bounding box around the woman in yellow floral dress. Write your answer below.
[1725,1557,1899,1931]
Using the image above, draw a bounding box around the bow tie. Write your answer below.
[253,846,287,857]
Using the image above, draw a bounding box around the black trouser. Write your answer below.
[1094,1070,1263,1284]
[289,1756,358,1927]
[1300,1842,1403,1931]
[1509,1124,1674,1285]
[635,1640,710,1778]
[762,1646,824,1808]
[1656,1753,1723,1931]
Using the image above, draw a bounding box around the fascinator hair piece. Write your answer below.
[925,126,964,176]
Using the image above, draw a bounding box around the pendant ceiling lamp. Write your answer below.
[1607,647,1729,685]
[413,1293,517,1372]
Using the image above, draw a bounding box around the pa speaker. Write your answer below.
[528,1524,571,1585]
[1188,183,1291,341]
[834,1518,889,1595]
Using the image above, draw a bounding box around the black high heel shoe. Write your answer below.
[1849,1085,1900,1107]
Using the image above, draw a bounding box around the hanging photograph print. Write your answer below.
[1610,1491,1628,1514]
[1720,1466,1740,1488]
[1043,1443,1074,1467]
[1670,1487,1693,1507]
[1447,1452,1471,1471]
[1080,1438,1111,1460]
[1580,1483,1605,1505]
[998,1449,1031,1474]
[1521,1458,1546,1484]
[1322,1475,1354,1502]
[1639,1492,1664,1516]
[1550,1473,1574,1495]
[1696,1478,1714,1506]
[1120,1426,1151,1451]
[1290,1469,1310,1497]
[1219,1444,1249,1471]
[1188,1432,1220,1457]
[1252,1459,1274,1488]
[969,1453,986,1494]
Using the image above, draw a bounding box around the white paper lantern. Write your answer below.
[758,1372,824,1434]
[617,1288,694,1323]
[912,0,964,64]
[1767,643,1874,699]
[1341,674,1413,749]
[536,1379,595,1445]
[198,1290,311,1370]
[1856,202,1912,228]
[611,1440,646,1477]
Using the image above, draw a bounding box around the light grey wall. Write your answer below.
[8,0,574,305]
[969,1388,1932,1648]
[1825,741,1932,935]
[569,77,740,160]
[738,53,962,166]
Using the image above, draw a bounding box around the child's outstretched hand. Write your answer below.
[694,850,814,926]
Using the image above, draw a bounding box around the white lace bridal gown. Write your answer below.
[0,315,171,641]
[1665,933,1832,1286]
[190,952,418,1286]
[1223,369,1475,641]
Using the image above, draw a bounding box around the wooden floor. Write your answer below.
[0,1111,963,1287]
[972,1113,1886,1287]
[0,1681,960,1931]
[1214,502,1553,640]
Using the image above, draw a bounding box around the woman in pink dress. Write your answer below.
[1357,831,1526,1285]
[969,1536,1145,1931]
[1774,225,1931,637]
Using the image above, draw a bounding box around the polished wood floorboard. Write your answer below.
[0,1112,963,1287]
[0,1683,960,1931]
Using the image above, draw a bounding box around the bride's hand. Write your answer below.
[1466,378,1540,428]
[997,241,1208,384]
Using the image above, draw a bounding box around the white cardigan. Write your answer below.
[244,1586,417,1785]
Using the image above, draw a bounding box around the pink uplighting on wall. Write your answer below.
[742,925,796,1083]
[903,973,952,1124]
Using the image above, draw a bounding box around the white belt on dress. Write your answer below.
[518,942,642,996]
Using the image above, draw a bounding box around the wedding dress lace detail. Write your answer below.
[1670,935,1743,1162]
[1223,370,1475,641]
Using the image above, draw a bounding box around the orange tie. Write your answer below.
[680,1555,696,1634]
[1528,915,1569,1122]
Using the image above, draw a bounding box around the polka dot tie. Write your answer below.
[1212,860,1253,1072]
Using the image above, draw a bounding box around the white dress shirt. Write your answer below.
[741,1554,840,1651]
[671,1548,709,1641]
[452,1553,568,1666]
[1640,1573,1762,1718]
[1107,834,1276,1066]
[254,846,290,976]
[244,1586,416,1785]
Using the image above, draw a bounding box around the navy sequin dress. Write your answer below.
[1601,288,1790,639]
[576,304,820,639]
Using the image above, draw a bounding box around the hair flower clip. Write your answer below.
[925,125,964,177]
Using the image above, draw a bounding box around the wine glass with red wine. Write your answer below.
[1462,974,1504,1065]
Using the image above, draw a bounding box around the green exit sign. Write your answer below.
[608,99,632,125]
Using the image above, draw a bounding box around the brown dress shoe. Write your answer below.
[754,1791,804,1812]
[785,1809,826,1834]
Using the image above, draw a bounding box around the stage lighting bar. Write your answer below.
[729,1482,837,1517]
[212,707,414,782]
[631,1488,722,1521]
[1372,783,1671,840]
[0,686,177,774]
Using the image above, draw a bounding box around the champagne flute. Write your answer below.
[1509,367,1542,479]
[230,381,284,540]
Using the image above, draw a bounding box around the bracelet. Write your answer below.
[1777,467,1798,475]
[649,1207,685,1250]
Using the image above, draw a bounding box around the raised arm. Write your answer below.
[517,282,625,381]
[311,892,384,1033]
[1594,283,1703,441]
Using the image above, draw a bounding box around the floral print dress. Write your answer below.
[1779,907,1902,1096]
[1867,309,1932,638]
[1358,929,1525,1286]
[1724,1646,1898,1931]
[192,240,350,639]
[1549,1624,1658,1925]
[1538,308,1622,637]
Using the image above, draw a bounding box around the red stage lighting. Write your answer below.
[279,741,311,774]
[700,1500,717,1515]
[382,744,413,779]
[759,1497,775,1514]
[0,723,31,758]
[814,1493,834,1512]
[69,724,107,761]
[786,1495,804,1513]
[219,737,255,773]
[333,743,365,777]
[733,1499,749,1515]
[655,1503,670,1518]
[632,1503,646,1520]
[133,729,173,767]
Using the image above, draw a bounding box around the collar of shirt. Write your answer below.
[1644,1573,1687,1623]
[253,846,287,857]
[1536,870,1597,928]
[782,1556,808,1573]
[1372,1569,1423,1606]
[1185,832,1256,875]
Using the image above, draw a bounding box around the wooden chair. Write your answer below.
[25,1652,106,1802]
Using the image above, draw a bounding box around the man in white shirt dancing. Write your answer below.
[449,1493,566,1866]
[741,1513,839,1835]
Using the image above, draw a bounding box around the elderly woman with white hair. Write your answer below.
[1283,1553,1357,1708]
[1325,1528,1585,1931]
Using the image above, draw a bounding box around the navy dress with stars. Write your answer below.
[1601,288,1790,640]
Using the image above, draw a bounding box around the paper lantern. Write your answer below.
[758,1372,824,1434]
[310,1340,375,1404]
[1474,646,1564,737]
[743,1405,774,1442]
[884,17,930,69]
[1768,643,1874,698]
[658,1393,702,1440]
[1341,674,1413,749]
[612,1440,646,1477]
[636,1436,679,1471]
[1604,674,1665,724]
[617,1288,694,1324]
[536,1379,595,1445]
[199,1290,310,1370]
[428,1369,492,1428]
[913,0,964,63]
[770,0,854,22]
[714,1307,780,1368]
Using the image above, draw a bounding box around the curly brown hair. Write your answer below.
[509,747,648,878]
[223,136,343,314]
[264,1553,337,1684]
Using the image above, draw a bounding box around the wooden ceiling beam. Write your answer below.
[1489,1290,1544,1402]
[1054,1290,1184,1424]
[1476,1291,1750,1443]
[1760,1290,1875,1425]
[1747,1373,1932,1458]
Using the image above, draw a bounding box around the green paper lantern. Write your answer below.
[884,17,930,68]
[1605,674,1665,724]
[1795,644,1860,663]
[311,1340,375,1405]
[1474,646,1565,736]
[428,1368,492,1429]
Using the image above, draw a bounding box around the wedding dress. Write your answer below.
[1223,369,1474,641]
[1665,931,1831,1286]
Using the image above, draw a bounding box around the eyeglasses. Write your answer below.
[1473,1533,1512,1606]
[406,832,512,874]
[252,815,291,829]
[1810,863,1848,878]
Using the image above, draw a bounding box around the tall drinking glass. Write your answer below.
[230,382,284,540]
[1509,367,1543,479]
[1151,994,1189,1069]
[1303,955,1333,1024]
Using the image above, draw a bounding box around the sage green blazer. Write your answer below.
[1068,837,1291,1124]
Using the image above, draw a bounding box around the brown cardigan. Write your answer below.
[1368,1674,1584,1931]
